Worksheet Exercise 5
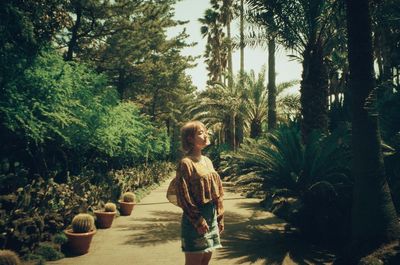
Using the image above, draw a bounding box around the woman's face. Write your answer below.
[191,126,210,150]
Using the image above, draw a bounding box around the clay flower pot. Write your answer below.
[119,200,136,216]
[64,229,96,255]
[94,211,116,229]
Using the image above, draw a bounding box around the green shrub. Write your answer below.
[0,48,171,178]
[34,242,64,261]
[52,233,68,246]
[92,102,170,167]
[23,253,45,265]
[0,161,174,255]
[222,124,352,197]
[222,124,353,243]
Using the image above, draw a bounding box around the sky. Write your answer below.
[167,0,303,93]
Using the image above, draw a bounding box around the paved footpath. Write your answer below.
[49,177,335,265]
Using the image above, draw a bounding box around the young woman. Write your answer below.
[175,121,224,265]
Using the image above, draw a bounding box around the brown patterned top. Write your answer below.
[175,156,224,228]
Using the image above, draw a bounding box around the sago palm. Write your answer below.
[221,124,352,197]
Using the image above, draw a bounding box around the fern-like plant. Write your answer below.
[221,123,353,242]
[221,124,352,197]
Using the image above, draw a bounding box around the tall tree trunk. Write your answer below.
[218,127,222,146]
[239,0,244,76]
[377,2,393,84]
[381,29,392,83]
[373,29,384,80]
[235,114,244,146]
[166,118,170,136]
[250,119,262,138]
[227,18,233,87]
[224,113,236,150]
[117,69,126,100]
[267,38,277,131]
[66,2,82,61]
[236,0,245,145]
[150,87,161,121]
[346,0,400,258]
[300,39,329,143]
[224,114,234,150]
[231,113,236,150]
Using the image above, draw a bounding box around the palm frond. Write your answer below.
[221,124,352,196]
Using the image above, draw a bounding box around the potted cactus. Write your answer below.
[0,250,21,265]
[94,202,117,229]
[119,191,136,216]
[64,213,96,255]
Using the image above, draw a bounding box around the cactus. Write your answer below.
[122,192,136,203]
[71,213,95,233]
[0,250,21,265]
[104,202,116,212]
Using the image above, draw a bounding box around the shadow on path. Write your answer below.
[117,196,335,264]
[218,210,335,265]
[120,210,181,246]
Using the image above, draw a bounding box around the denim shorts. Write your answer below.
[181,202,222,253]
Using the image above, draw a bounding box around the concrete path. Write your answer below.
[49,178,335,265]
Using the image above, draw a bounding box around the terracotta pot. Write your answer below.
[94,211,116,229]
[119,200,135,216]
[64,229,96,255]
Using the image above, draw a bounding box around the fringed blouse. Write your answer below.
[175,156,224,228]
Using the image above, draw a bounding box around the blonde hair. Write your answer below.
[180,120,207,152]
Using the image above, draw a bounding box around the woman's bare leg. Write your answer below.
[185,253,203,265]
[201,252,212,265]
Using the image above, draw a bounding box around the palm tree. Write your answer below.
[214,0,235,86]
[199,8,227,84]
[243,3,282,131]
[206,0,247,87]
[266,38,277,131]
[345,0,400,259]
[191,67,299,145]
[239,0,245,76]
[190,75,246,150]
[242,68,299,138]
[242,68,268,138]
[242,31,278,131]
[247,0,343,143]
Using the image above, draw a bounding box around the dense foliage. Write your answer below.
[0,162,174,260]
[1,0,400,262]
[0,49,170,177]
[0,1,193,260]
[0,0,195,178]
[221,124,353,242]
